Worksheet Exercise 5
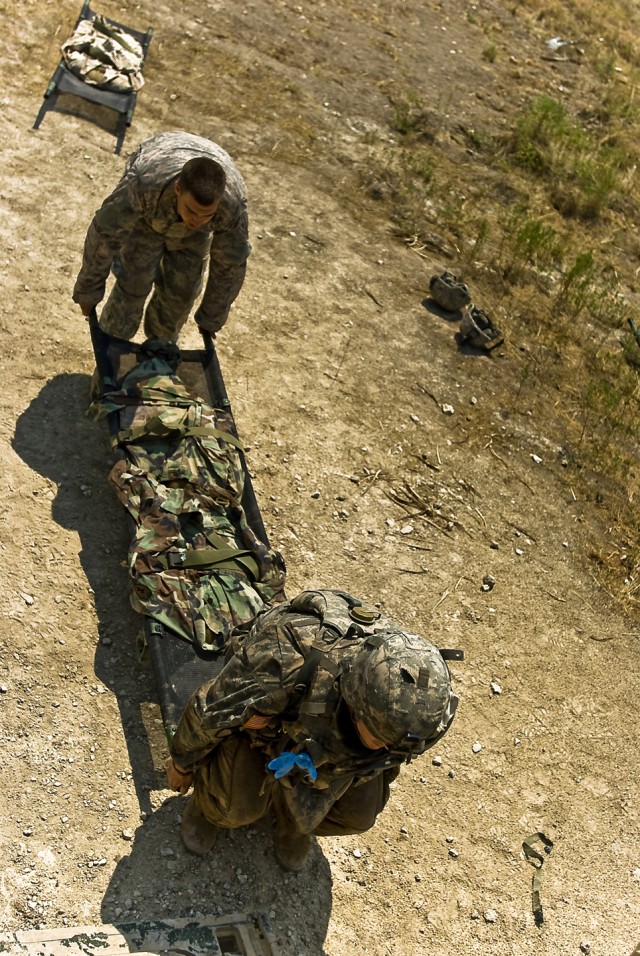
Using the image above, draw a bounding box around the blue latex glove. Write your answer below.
[268,751,318,782]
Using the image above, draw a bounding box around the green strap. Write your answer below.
[522,831,554,926]
[116,415,243,449]
[156,543,259,581]
[204,529,260,580]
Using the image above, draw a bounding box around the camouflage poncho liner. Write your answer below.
[88,357,286,651]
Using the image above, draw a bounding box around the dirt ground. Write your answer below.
[1,1,639,954]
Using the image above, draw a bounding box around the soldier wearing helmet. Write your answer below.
[167,589,460,871]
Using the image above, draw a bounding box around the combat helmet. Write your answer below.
[340,630,458,755]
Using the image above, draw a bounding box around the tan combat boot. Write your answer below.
[180,795,219,856]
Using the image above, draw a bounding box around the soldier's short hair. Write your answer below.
[178,157,226,206]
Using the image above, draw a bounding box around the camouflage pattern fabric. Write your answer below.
[88,357,286,651]
[170,590,447,834]
[73,131,251,338]
[61,15,145,93]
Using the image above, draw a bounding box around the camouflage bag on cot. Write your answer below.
[61,14,145,93]
[88,357,286,652]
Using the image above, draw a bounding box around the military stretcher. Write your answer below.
[88,310,286,742]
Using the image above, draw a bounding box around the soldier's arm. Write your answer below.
[194,199,251,334]
[72,179,144,310]
[169,613,298,772]
[168,647,284,770]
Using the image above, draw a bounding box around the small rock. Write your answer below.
[482,574,496,590]
[531,454,542,464]
[400,525,414,535]
[441,403,455,415]
[490,540,499,549]
[448,768,456,779]
[352,849,362,859]
[515,548,524,555]
[448,848,459,858]
[483,909,498,923]
[490,681,502,695]
[472,742,482,753]
[121,829,134,841]
[470,909,481,920]
[579,943,591,955]
[432,756,442,766]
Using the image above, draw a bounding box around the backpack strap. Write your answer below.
[280,648,324,723]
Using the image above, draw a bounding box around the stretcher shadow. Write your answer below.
[13,371,165,816]
[13,370,333,955]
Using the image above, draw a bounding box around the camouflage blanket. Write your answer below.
[88,357,286,651]
[61,15,145,94]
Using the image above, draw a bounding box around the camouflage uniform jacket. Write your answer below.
[170,590,411,833]
[73,131,250,332]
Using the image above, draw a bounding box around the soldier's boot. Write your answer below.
[180,795,219,856]
[274,816,311,872]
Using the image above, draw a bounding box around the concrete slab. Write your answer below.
[0,914,278,956]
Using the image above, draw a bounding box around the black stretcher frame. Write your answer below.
[88,311,273,740]
[34,1,153,154]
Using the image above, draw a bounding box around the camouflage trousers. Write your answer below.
[192,734,393,837]
[100,221,211,341]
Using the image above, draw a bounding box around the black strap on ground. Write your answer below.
[522,831,554,926]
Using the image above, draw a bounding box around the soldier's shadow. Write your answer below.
[101,800,333,954]
[12,372,166,816]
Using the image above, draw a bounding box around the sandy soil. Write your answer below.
[0,1,639,954]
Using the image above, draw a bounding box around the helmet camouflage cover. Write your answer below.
[340,630,456,753]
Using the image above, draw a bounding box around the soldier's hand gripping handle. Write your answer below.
[165,756,194,795]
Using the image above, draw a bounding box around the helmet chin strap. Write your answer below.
[391,690,460,758]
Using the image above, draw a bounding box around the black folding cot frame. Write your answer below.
[34,1,153,153]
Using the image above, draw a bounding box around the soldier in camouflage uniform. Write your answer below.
[166,589,459,871]
[73,131,250,341]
